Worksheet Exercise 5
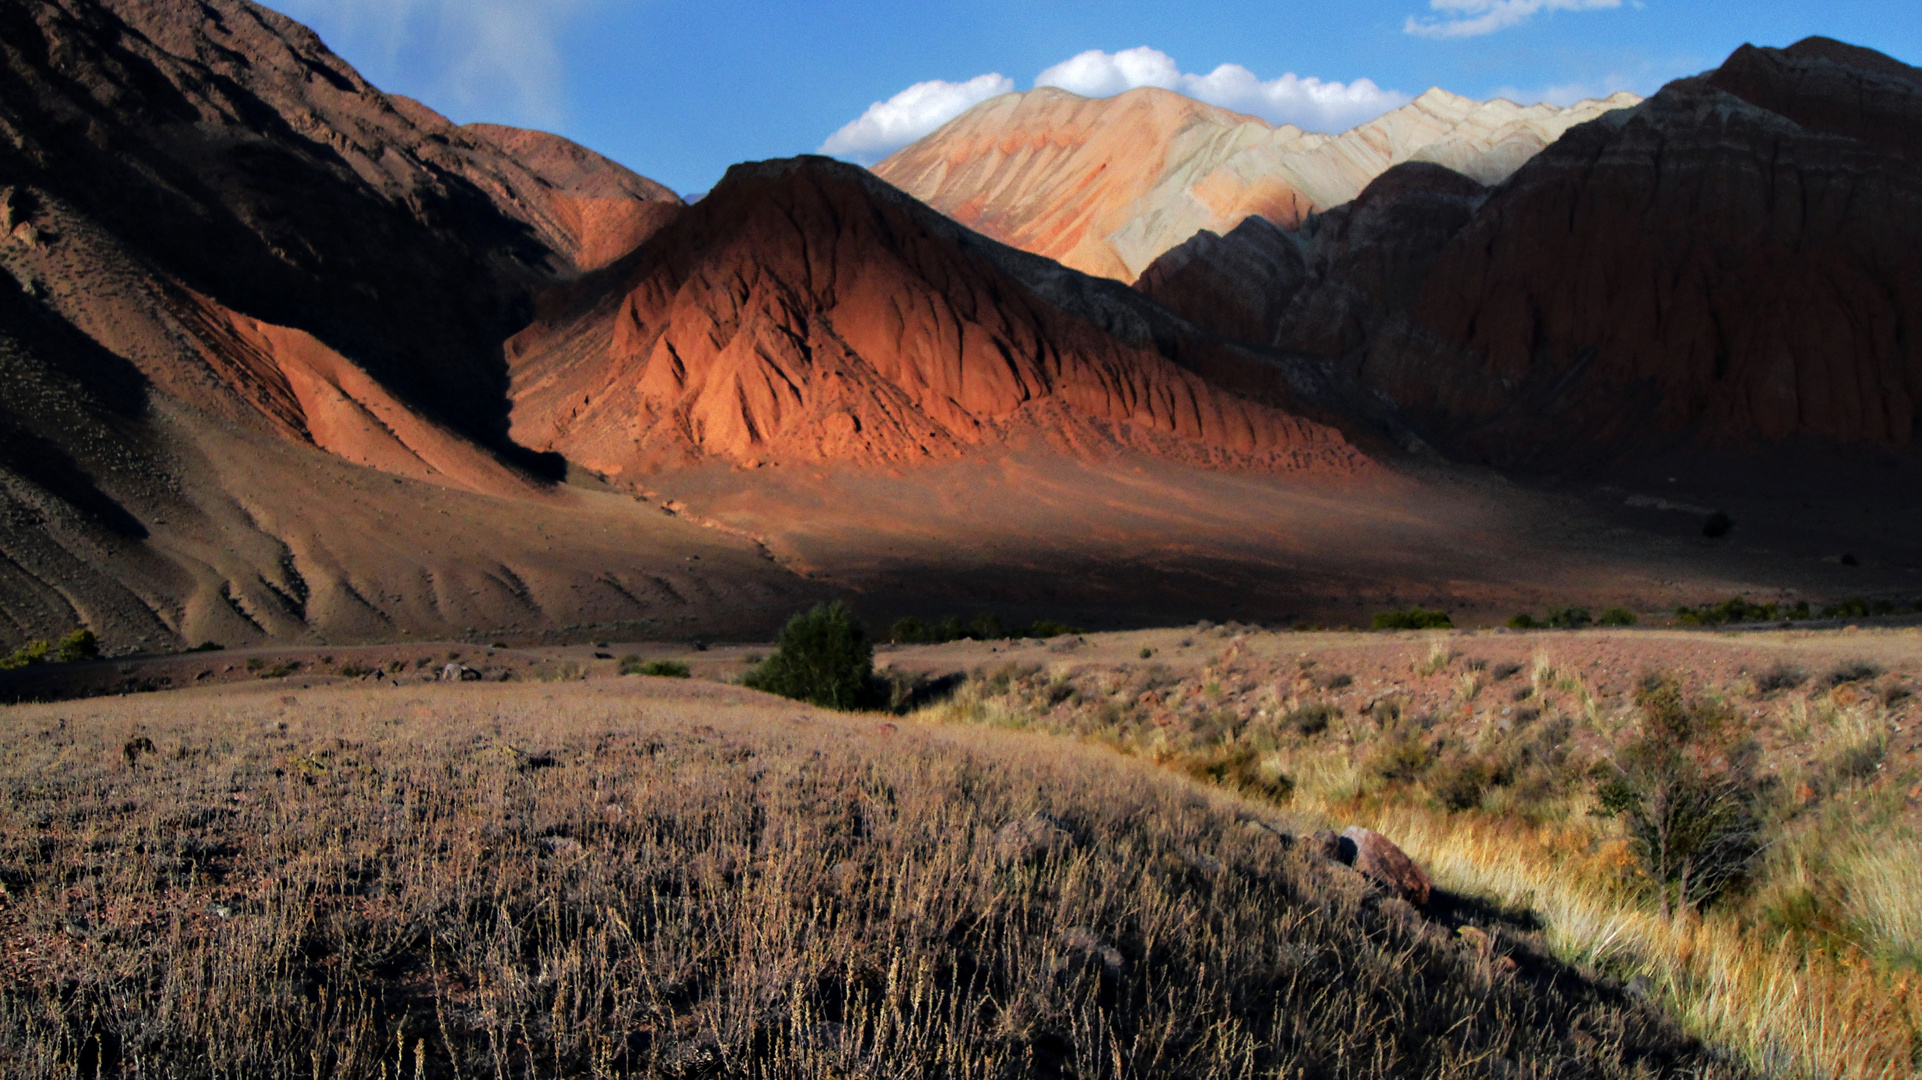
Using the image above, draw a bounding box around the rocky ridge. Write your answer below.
[1137,38,1922,462]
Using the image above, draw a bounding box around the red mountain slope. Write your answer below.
[506,157,1366,476]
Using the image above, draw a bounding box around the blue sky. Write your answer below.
[265,0,1921,196]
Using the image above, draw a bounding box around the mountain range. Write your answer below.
[875,86,1640,281]
[0,0,1916,652]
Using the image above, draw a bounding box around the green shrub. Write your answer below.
[54,629,99,663]
[1821,598,1870,619]
[742,602,874,710]
[1546,606,1592,629]
[1372,607,1453,631]
[1676,597,1780,627]
[1597,608,1638,627]
[969,613,1005,641]
[188,641,223,653]
[638,660,692,679]
[0,639,51,670]
[1023,619,1079,639]
[887,617,931,644]
[1506,613,1537,630]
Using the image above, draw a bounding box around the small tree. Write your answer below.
[887,617,931,645]
[744,602,874,710]
[56,629,98,663]
[0,639,50,670]
[1593,675,1766,919]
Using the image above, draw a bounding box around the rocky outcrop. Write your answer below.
[1138,38,1922,461]
[1339,827,1433,907]
[505,157,1367,474]
[874,85,1636,281]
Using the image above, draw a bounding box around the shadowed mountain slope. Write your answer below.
[0,0,804,652]
[1138,38,1922,465]
[874,85,1637,281]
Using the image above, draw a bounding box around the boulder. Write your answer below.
[1339,826,1433,907]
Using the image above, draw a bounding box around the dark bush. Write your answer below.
[969,613,1005,641]
[1368,732,1436,783]
[1824,661,1883,688]
[188,641,223,653]
[1023,619,1079,639]
[1506,613,1537,630]
[633,660,692,679]
[1430,756,1506,813]
[887,617,931,644]
[1546,606,1592,630]
[1282,703,1339,736]
[1592,675,1765,918]
[1702,511,1734,539]
[743,602,874,710]
[1754,664,1805,693]
[1185,745,1293,803]
[1373,607,1453,631]
[1676,597,1780,627]
[1491,662,1524,682]
[1597,608,1638,627]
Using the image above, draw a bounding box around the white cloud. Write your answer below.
[1034,47,1409,133]
[1404,0,1622,40]
[819,74,1017,163]
[270,0,583,126]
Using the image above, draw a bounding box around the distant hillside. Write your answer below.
[1135,38,1922,463]
[874,85,1637,281]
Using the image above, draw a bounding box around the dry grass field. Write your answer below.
[0,674,1740,1079]
[894,623,1922,1080]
